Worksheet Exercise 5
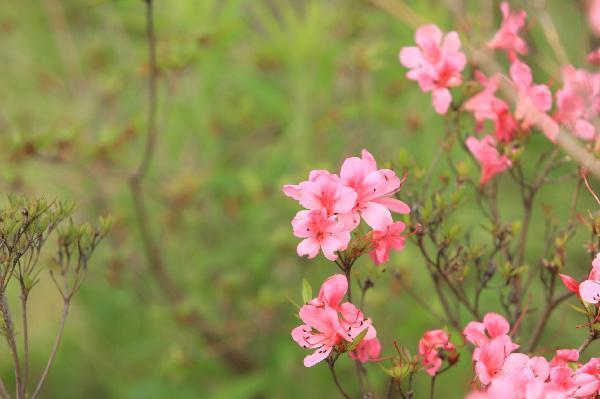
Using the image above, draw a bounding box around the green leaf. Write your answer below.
[285,293,301,310]
[301,278,312,304]
[568,304,589,315]
[346,327,368,352]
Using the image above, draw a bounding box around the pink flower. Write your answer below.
[349,338,382,363]
[588,48,600,65]
[510,60,559,141]
[474,335,520,385]
[463,72,517,143]
[418,329,456,376]
[487,2,528,61]
[338,149,410,231]
[464,312,511,349]
[309,274,377,341]
[292,275,377,367]
[283,170,358,216]
[555,66,600,141]
[291,305,347,367]
[399,24,466,114]
[465,135,512,185]
[292,210,351,261]
[369,221,406,265]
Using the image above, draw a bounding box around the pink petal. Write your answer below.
[318,274,348,308]
[360,201,393,230]
[373,197,411,214]
[432,88,452,114]
[559,274,580,295]
[399,46,423,68]
[297,238,320,259]
[483,313,510,338]
[320,236,343,261]
[510,60,532,89]
[304,345,332,367]
[579,279,600,304]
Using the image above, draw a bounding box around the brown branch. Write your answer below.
[0,294,22,399]
[526,292,571,352]
[327,357,351,399]
[128,0,253,374]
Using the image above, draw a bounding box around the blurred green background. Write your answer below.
[0,0,598,398]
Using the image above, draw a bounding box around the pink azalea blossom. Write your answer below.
[475,335,521,385]
[465,135,512,185]
[487,2,528,61]
[464,312,511,349]
[292,210,351,261]
[283,170,357,216]
[399,24,466,114]
[292,275,377,367]
[510,60,559,141]
[309,274,377,341]
[349,338,382,363]
[338,149,410,231]
[369,221,406,265]
[463,72,517,142]
[555,66,600,141]
[418,329,456,376]
[291,305,347,367]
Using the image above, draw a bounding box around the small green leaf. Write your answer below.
[301,278,312,304]
[568,304,589,315]
[346,328,368,352]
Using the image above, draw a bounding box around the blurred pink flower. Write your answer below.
[463,72,517,142]
[349,338,382,363]
[588,48,600,65]
[338,149,410,231]
[465,135,512,185]
[369,221,406,265]
[399,24,466,114]
[418,329,456,376]
[510,60,559,141]
[555,66,600,141]
[292,210,350,261]
[487,2,528,61]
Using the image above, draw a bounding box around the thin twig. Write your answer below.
[327,358,352,399]
[30,300,70,399]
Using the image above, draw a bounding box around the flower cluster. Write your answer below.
[465,313,599,398]
[291,274,380,367]
[399,2,600,186]
[417,329,457,376]
[284,149,410,264]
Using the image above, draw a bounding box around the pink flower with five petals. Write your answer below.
[465,135,512,185]
[292,210,350,261]
[399,24,466,114]
[487,2,528,61]
[338,149,410,231]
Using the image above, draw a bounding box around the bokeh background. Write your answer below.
[0,0,598,398]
